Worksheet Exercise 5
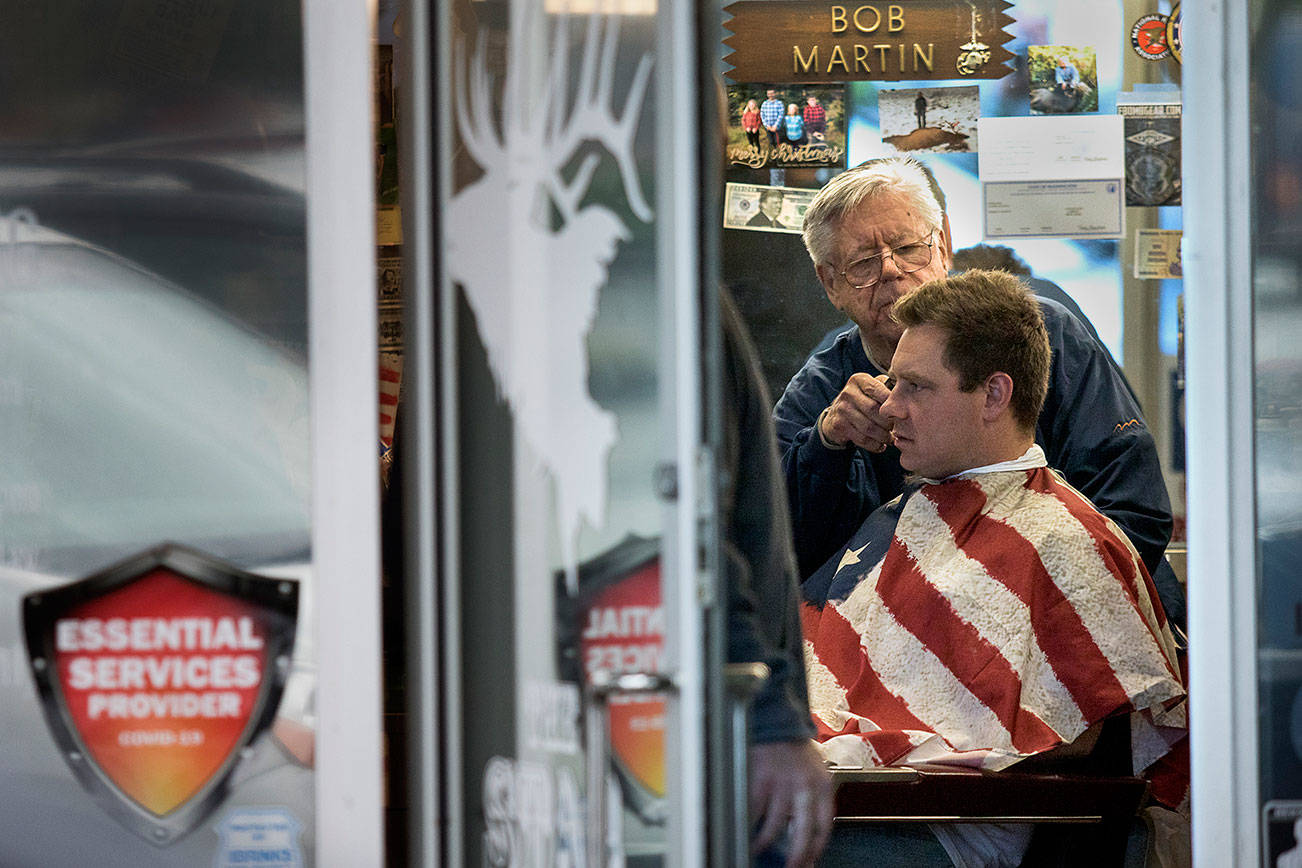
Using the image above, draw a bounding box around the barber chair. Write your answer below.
[828,716,1153,866]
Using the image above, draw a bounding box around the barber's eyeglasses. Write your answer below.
[837,232,936,289]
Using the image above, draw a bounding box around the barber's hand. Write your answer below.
[819,373,893,452]
[750,740,834,868]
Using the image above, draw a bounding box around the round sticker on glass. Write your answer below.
[1167,3,1183,64]
[1131,14,1171,60]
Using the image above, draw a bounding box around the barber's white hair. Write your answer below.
[801,156,943,268]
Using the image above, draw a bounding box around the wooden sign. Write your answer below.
[724,1,1015,83]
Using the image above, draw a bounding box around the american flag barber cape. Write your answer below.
[801,462,1186,774]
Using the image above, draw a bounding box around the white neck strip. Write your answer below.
[921,444,1046,484]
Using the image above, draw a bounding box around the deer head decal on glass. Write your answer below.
[447,5,654,587]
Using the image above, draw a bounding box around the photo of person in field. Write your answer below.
[878,86,980,153]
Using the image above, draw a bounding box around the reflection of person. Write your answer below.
[742,98,762,151]
[1055,56,1080,94]
[775,157,1175,595]
[748,189,785,228]
[713,75,831,868]
[805,270,1185,868]
[783,104,806,146]
[720,286,832,868]
[1279,817,1302,868]
[802,96,826,140]
[761,88,785,150]
[914,91,927,129]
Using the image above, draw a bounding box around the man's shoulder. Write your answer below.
[906,469,1117,560]
[934,470,1130,562]
[1033,294,1071,323]
[1024,468,1140,550]
[805,326,872,376]
[1029,279,1100,338]
[1034,295,1101,352]
[776,326,871,411]
[937,466,1098,519]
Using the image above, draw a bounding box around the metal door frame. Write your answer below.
[659,0,709,862]
[1183,2,1260,864]
[304,1,386,864]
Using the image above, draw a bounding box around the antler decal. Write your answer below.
[448,5,655,588]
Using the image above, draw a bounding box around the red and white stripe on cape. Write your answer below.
[802,466,1186,773]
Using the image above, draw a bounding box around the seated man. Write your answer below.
[801,271,1186,867]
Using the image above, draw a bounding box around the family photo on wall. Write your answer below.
[726,84,847,168]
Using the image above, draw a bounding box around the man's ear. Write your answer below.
[816,263,839,305]
[983,371,1014,420]
[939,212,954,270]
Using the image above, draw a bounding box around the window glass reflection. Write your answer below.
[1253,0,1302,813]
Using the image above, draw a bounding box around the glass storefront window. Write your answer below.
[0,5,314,865]
[1254,0,1302,858]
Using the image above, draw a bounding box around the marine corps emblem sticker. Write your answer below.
[23,544,298,845]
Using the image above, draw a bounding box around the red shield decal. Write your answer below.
[580,558,665,801]
[23,544,298,846]
[559,535,666,825]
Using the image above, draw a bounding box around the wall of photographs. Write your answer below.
[721,0,1186,554]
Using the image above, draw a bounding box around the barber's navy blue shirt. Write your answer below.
[774,298,1174,583]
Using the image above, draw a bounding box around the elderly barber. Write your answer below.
[774,157,1175,592]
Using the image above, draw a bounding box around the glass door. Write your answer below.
[408,0,716,863]
[0,2,349,865]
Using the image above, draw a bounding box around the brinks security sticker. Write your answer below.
[215,808,303,867]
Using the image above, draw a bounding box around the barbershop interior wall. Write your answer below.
[722,0,1186,533]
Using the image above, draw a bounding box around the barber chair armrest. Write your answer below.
[830,766,1149,825]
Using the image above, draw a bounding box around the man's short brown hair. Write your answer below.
[892,269,1050,432]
